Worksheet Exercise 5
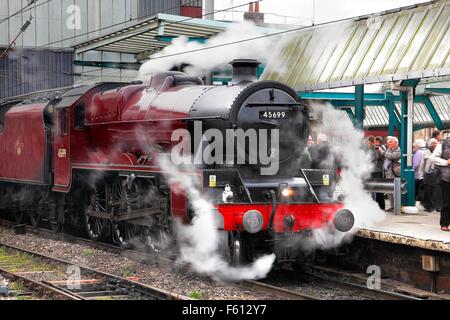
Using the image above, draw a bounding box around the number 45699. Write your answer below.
[260,111,287,119]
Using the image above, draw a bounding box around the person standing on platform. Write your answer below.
[309,133,332,170]
[381,136,401,212]
[431,133,450,231]
[420,138,440,212]
[432,130,442,142]
[307,135,314,147]
[370,136,386,210]
[413,139,427,203]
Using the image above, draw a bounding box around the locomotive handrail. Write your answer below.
[300,168,320,203]
[246,102,306,107]
[83,116,224,126]
[267,190,277,231]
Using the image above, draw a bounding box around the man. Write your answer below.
[380,136,401,211]
[431,132,450,231]
[432,130,442,142]
[370,136,386,209]
[374,136,385,149]
[420,138,440,212]
[366,135,375,148]
[413,139,427,203]
[309,133,333,170]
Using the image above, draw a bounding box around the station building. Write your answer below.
[0,0,203,99]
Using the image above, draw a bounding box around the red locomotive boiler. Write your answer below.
[0,59,354,265]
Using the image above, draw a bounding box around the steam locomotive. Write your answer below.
[0,59,354,265]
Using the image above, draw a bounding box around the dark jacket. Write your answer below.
[370,145,385,174]
[308,143,334,170]
[432,139,450,182]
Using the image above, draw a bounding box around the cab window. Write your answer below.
[57,109,68,136]
[74,100,86,129]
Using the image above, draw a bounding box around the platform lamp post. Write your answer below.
[393,79,420,211]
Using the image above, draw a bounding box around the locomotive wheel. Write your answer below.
[30,211,41,228]
[228,231,255,265]
[85,182,110,242]
[13,208,25,224]
[31,190,50,229]
[111,222,138,248]
[110,177,141,247]
[50,221,63,233]
[292,251,316,273]
[229,232,242,264]
[141,226,171,252]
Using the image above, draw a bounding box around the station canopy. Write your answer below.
[262,0,450,92]
[73,13,267,61]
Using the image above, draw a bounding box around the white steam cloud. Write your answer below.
[138,21,283,78]
[158,155,275,281]
[310,103,385,249]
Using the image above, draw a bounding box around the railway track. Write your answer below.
[0,218,437,300]
[304,272,422,300]
[242,280,318,300]
[303,264,431,300]
[259,267,430,300]
[0,219,316,300]
[0,241,188,300]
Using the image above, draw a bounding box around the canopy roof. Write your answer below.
[262,0,450,91]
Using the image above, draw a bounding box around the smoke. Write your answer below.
[309,103,385,249]
[157,155,275,281]
[138,21,281,79]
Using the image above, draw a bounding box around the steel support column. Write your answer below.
[399,80,419,207]
[385,92,400,136]
[354,85,365,130]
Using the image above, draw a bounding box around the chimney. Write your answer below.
[204,0,214,20]
[180,0,203,18]
[244,1,264,25]
[249,2,254,12]
[230,59,260,84]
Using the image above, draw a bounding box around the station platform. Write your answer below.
[357,209,450,254]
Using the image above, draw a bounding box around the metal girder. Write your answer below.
[424,87,450,95]
[298,92,386,100]
[155,35,208,43]
[328,99,388,107]
[342,108,355,122]
[415,96,445,130]
[74,60,141,70]
[385,92,400,135]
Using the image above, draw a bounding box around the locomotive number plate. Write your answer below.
[259,111,291,120]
